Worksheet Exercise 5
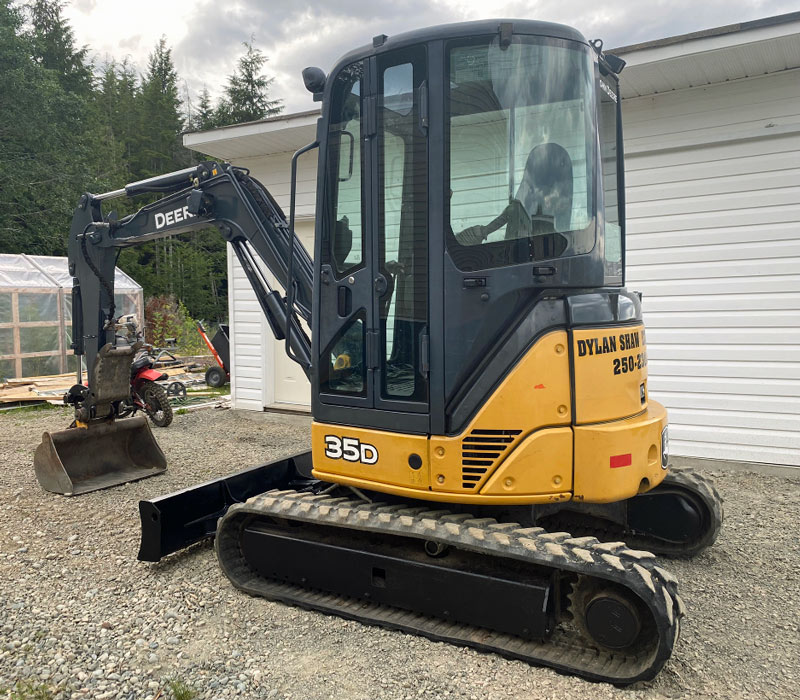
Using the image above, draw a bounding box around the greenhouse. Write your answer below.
[0,254,143,380]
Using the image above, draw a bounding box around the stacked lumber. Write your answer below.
[0,363,207,404]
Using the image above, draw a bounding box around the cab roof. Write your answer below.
[332,18,590,70]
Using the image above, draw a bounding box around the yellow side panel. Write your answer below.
[572,324,648,424]
[480,428,572,498]
[311,422,429,490]
[429,330,571,493]
[573,401,668,503]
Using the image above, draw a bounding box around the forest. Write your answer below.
[0,0,283,323]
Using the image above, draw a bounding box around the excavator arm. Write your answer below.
[33,159,317,496]
[68,160,314,420]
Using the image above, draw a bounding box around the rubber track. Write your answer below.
[216,490,685,684]
[656,467,724,556]
[536,467,724,558]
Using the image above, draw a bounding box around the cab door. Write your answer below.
[314,48,430,434]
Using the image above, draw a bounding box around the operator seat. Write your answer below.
[509,142,573,237]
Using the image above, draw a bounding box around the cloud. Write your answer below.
[65,0,797,114]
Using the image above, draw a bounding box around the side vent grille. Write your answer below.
[460,429,522,489]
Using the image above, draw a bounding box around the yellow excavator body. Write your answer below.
[311,325,666,505]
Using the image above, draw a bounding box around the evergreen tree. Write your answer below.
[0,9,233,322]
[134,37,189,178]
[98,59,140,185]
[216,40,282,127]
[193,86,217,131]
[0,0,106,255]
[27,0,92,95]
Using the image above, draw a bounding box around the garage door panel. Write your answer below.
[642,309,800,328]
[632,276,800,296]
[628,203,798,234]
[626,185,800,218]
[668,407,800,432]
[649,375,800,397]
[625,132,800,170]
[652,390,800,415]
[649,359,800,380]
[648,343,798,362]
[626,150,800,187]
[645,328,800,345]
[672,423,800,450]
[641,292,800,312]
[625,94,799,140]
[626,221,799,251]
[628,238,800,266]
[669,439,800,467]
[629,256,800,280]
[628,168,800,205]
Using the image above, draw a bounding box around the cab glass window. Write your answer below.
[325,62,364,277]
[599,74,623,283]
[446,36,596,271]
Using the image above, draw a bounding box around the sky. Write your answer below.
[63,0,800,116]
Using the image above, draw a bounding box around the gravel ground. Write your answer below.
[0,405,798,700]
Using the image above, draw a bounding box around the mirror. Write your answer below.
[302,66,327,95]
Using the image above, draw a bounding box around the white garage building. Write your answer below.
[185,12,800,468]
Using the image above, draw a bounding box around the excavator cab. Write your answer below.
[308,21,655,506]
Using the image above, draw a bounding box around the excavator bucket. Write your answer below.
[33,341,166,495]
[34,416,167,496]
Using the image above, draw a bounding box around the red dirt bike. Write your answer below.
[116,317,173,428]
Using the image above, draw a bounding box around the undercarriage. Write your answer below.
[138,457,722,684]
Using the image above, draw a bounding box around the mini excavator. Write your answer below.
[34,20,723,683]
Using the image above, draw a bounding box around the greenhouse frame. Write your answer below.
[0,254,143,381]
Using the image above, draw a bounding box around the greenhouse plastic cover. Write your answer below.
[0,254,141,291]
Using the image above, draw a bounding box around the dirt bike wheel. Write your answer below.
[141,381,173,428]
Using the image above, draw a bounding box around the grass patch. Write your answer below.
[187,386,230,398]
[0,402,61,415]
[2,680,54,699]
[166,678,197,700]
[175,408,188,416]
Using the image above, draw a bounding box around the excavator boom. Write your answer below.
[34,162,316,494]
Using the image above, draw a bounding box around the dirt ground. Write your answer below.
[0,405,798,699]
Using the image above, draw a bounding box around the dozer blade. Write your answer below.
[138,451,312,562]
[34,416,167,496]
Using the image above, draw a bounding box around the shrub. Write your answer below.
[144,295,210,355]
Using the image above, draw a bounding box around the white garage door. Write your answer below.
[272,221,313,406]
[624,71,800,467]
[227,219,314,411]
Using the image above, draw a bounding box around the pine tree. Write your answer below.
[0,7,229,322]
[216,40,282,127]
[0,0,105,254]
[193,86,217,131]
[135,36,189,178]
[27,0,92,95]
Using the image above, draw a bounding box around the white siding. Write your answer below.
[228,150,316,411]
[227,247,270,411]
[624,69,800,467]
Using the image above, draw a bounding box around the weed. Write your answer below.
[3,680,54,699]
[175,408,188,416]
[166,678,197,700]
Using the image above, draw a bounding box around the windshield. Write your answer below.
[446,36,596,271]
